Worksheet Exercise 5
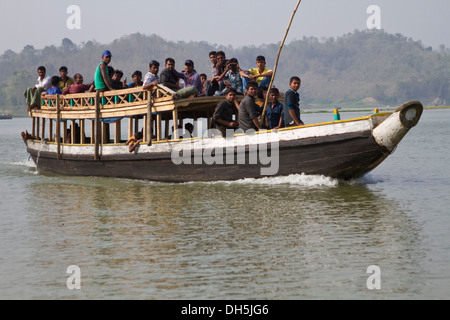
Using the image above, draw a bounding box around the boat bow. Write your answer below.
[373,100,423,153]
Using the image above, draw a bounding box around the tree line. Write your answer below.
[1,29,449,115]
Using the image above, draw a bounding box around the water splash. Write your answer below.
[35,139,48,170]
[199,173,340,188]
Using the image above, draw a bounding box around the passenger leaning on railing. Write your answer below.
[94,50,114,91]
[143,60,160,90]
[62,74,94,94]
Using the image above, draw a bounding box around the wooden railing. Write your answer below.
[40,85,176,111]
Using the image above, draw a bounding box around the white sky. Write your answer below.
[1,0,449,54]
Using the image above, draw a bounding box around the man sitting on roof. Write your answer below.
[24,66,52,109]
[179,60,203,96]
[159,58,198,99]
[127,70,143,88]
[62,73,94,94]
[58,66,74,91]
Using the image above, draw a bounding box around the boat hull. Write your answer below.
[24,101,423,182]
[26,128,385,182]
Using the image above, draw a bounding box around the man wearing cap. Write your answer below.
[179,60,203,96]
[159,58,200,99]
[94,50,113,91]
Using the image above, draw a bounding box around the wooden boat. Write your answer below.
[21,85,423,182]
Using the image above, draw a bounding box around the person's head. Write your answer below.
[149,60,160,74]
[256,55,266,69]
[113,70,123,81]
[102,50,112,64]
[269,87,280,102]
[132,70,142,83]
[185,122,194,134]
[73,73,84,84]
[246,81,258,96]
[200,73,207,84]
[37,66,46,78]
[257,86,268,99]
[59,66,68,79]
[51,76,60,87]
[224,87,237,102]
[216,51,226,63]
[289,76,301,91]
[184,60,194,73]
[209,51,217,64]
[228,58,239,71]
[165,58,175,70]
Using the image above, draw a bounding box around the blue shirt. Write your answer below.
[46,87,63,95]
[266,101,284,129]
[283,88,301,126]
[224,70,243,94]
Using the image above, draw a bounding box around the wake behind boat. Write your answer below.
[21,85,423,182]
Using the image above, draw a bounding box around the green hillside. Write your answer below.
[1,29,449,116]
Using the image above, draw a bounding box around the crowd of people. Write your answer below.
[28,49,304,140]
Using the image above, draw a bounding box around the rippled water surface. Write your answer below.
[1,110,449,299]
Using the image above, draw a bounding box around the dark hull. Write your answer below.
[28,130,388,182]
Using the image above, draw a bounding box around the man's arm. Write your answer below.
[100,64,113,90]
[250,70,273,81]
[288,109,304,126]
[160,71,179,90]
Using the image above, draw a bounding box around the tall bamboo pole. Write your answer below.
[260,0,302,126]
[147,92,153,146]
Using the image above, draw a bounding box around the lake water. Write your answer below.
[0,109,449,300]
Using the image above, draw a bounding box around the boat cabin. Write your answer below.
[28,85,242,155]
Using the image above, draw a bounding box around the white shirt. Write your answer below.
[143,72,159,86]
[35,75,52,90]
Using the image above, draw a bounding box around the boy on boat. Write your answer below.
[125,131,143,153]
[143,60,160,90]
[94,50,114,91]
[45,76,63,95]
[240,56,273,91]
[57,66,74,91]
[127,70,143,88]
[212,88,240,137]
[283,76,304,127]
[266,87,284,130]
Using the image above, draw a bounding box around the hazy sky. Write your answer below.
[1,0,449,54]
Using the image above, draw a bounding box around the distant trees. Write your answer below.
[1,30,449,115]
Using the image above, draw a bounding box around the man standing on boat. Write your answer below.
[94,50,114,91]
[283,76,304,127]
[238,81,262,132]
